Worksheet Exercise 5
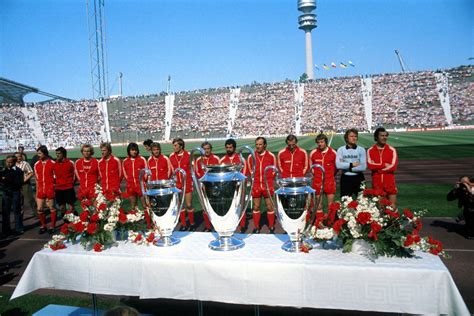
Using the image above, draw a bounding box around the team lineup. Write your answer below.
[8,127,398,236]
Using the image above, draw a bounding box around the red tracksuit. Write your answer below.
[123,155,147,196]
[54,158,75,191]
[195,154,220,178]
[147,154,172,181]
[98,155,122,194]
[367,144,398,195]
[169,150,193,194]
[309,147,337,194]
[75,158,99,200]
[248,150,276,198]
[34,159,55,199]
[277,146,309,178]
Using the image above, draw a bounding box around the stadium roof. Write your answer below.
[0,77,75,104]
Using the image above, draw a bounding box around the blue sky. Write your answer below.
[1,0,472,101]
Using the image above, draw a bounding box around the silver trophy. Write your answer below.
[264,164,324,252]
[139,168,186,246]
[191,146,255,251]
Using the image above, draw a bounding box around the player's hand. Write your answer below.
[352,161,360,167]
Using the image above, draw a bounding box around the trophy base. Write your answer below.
[155,235,181,247]
[282,240,313,253]
[209,236,244,251]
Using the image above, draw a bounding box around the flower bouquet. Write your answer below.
[309,185,448,259]
[45,184,150,252]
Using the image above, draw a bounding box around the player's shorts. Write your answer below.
[372,173,397,195]
[312,179,336,195]
[78,186,96,201]
[55,188,76,206]
[37,185,55,200]
[177,180,193,194]
[252,185,274,199]
[126,183,143,197]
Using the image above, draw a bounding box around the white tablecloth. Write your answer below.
[11,232,469,315]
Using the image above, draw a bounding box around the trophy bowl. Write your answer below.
[140,168,186,246]
[191,146,255,251]
[265,164,324,252]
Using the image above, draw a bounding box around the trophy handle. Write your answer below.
[264,165,279,213]
[139,168,152,198]
[238,145,256,223]
[189,147,207,212]
[303,163,325,235]
[173,168,187,211]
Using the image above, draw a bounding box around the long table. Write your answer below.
[11,232,469,315]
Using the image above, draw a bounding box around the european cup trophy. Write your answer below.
[191,146,255,251]
[139,168,186,246]
[264,164,325,252]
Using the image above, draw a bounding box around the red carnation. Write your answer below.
[104,190,116,201]
[129,210,137,215]
[328,202,341,212]
[73,221,86,233]
[98,203,107,211]
[121,191,130,199]
[90,213,100,222]
[50,243,66,251]
[119,211,128,224]
[79,211,90,222]
[414,219,423,231]
[368,222,382,241]
[384,208,400,219]
[135,233,143,242]
[86,222,98,235]
[93,243,103,252]
[403,209,414,219]
[363,189,374,196]
[356,212,371,225]
[332,218,346,234]
[379,198,392,206]
[404,234,414,247]
[60,223,69,235]
[348,201,358,209]
[146,232,155,243]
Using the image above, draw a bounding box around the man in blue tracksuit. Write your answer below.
[336,128,367,198]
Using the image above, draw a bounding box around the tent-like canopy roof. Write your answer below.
[0,77,74,104]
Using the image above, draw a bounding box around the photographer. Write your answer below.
[447,176,474,239]
[1,155,24,237]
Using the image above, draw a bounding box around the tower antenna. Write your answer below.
[298,0,317,80]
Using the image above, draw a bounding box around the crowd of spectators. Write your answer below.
[35,100,105,148]
[0,66,472,152]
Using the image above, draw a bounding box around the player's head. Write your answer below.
[374,127,389,145]
[201,141,213,156]
[225,139,237,155]
[127,142,140,157]
[315,134,328,150]
[150,142,161,157]
[5,155,17,169]
[100,142,112,158]
[344,128,359,146]
[255,136,267,153]
[36,145,49,160]
[55,147,67,161]
[172,138,185,153]
[285,134,298,152]
[143,139,153,152]
[81,144,95,158]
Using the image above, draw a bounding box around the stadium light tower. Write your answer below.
[298,0,317,80]
[86,0,109,99]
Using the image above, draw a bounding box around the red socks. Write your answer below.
[187,210,195,225]
[203,212,211,229]
[179,210,187,226]
[253,211,261,229]
[50,211,57,229]
[267,211,275,228]
[239,212,246,228]
[39,213,47,228]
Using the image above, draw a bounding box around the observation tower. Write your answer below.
[298,0,317,80]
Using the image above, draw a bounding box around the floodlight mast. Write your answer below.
[298,0,317,80]
[395,49,407,73]
[87,0,109,100]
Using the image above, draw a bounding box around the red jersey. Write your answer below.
[277,146,309,178]
[147,154,173,181]
[34,159,55,192]
[309,147,337,194]
[248,150,276,190]
[123,155,147,187]
[75,157,99,197]
[219,153,248,175]
[54,158,75,190]
[367,144,398,174]
[98,155,122,193]
[169,150,193,193]
[195,154,220,178]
